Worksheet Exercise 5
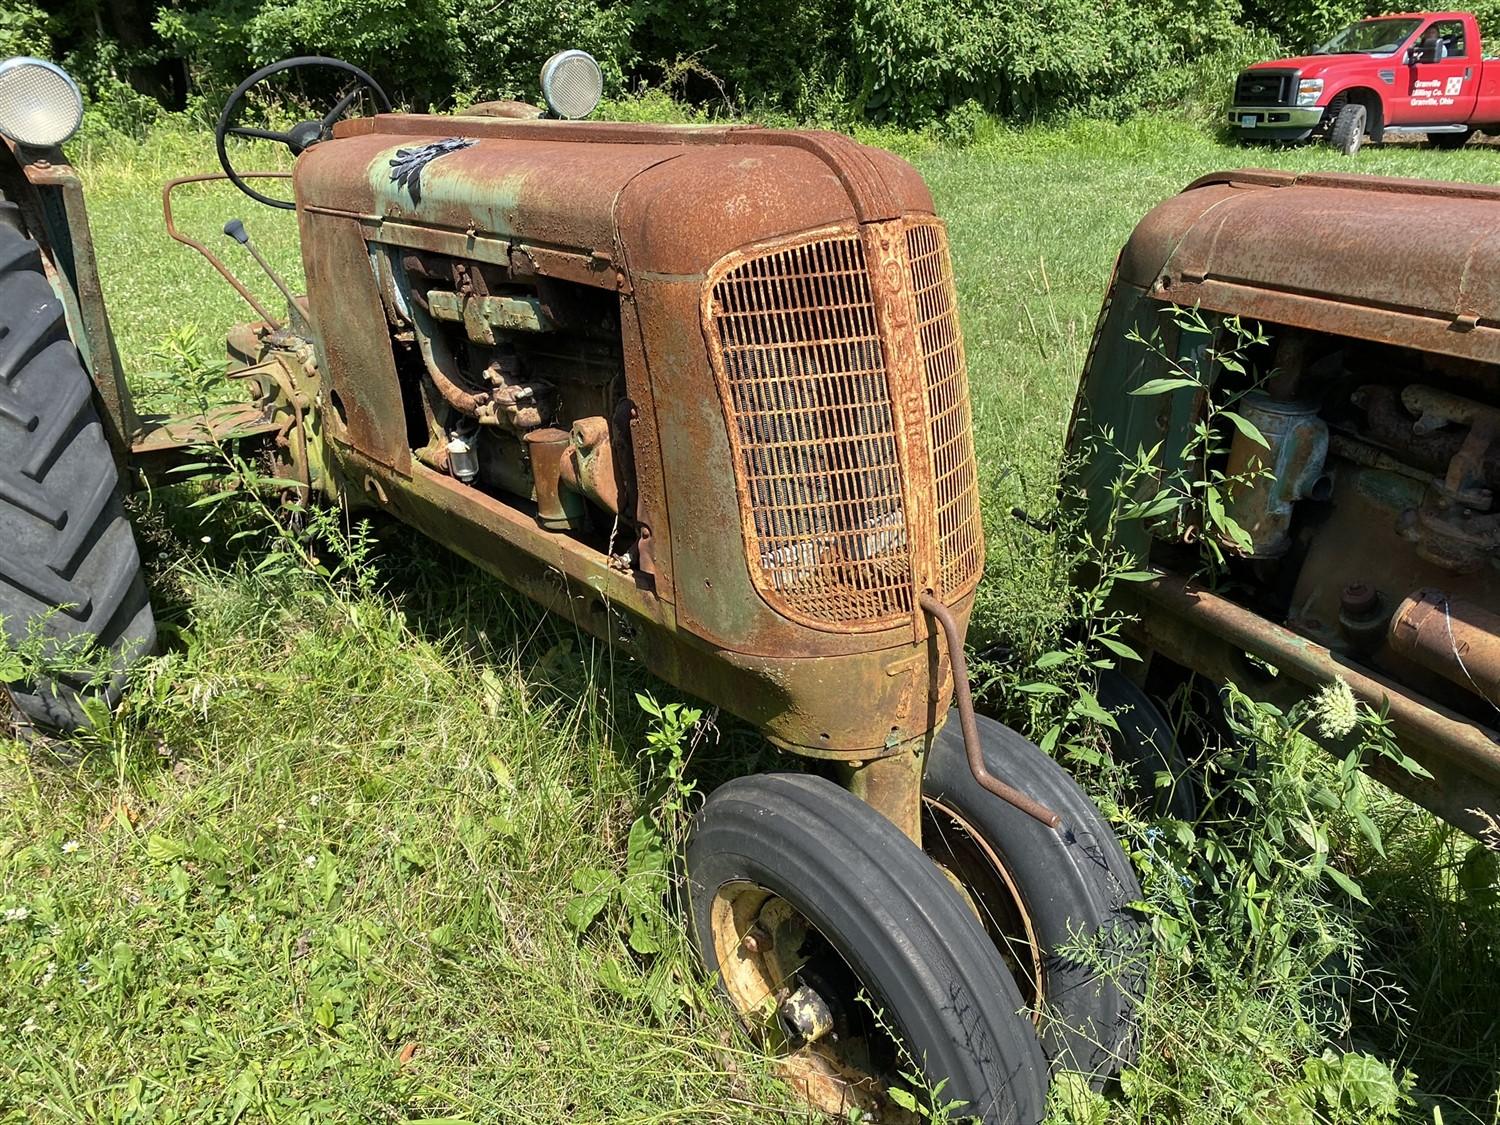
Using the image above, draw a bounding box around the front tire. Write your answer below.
[0,201,155,732]
[1329,103,1366,155]
[922,710,1144,1087]
[688,772,1049,1125]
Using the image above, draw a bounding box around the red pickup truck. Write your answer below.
[1232,11,1500,153]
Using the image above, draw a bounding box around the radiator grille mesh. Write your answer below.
[707,232,913,626]
[907,221,983,599]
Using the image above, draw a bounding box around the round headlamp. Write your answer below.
[0,57,83,148]
[539,50,603,120]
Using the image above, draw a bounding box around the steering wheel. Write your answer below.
[215,56,390,210]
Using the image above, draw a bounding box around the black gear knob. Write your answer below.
[223,218,249,245]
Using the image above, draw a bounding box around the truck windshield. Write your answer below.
[1313,17,1422,55]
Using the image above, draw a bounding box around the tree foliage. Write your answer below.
[11,0,1499,129]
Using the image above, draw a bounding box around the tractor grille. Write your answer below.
[707,230,913,627]
[706,221,983,629]
[1234,69,1294,106]
[907,221,983,600]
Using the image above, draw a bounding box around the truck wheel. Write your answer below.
[688,772,1049,1125]
[1329,103,1366,155]
[1096,669,1200,820]
[922,710,1143,1088]
[0,202,155,733]
[1428,128,1474,149]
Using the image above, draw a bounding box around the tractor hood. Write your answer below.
[293,114,935,279]
[1119,169,1500,366]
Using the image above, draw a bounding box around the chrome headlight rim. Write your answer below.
[539,49,604,120]
[0,56,84,148]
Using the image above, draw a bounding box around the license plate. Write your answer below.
[1240,114,1257,127]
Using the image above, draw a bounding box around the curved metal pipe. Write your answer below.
[411,303,490,417]
[920,592,1062,829]
[162,172,291,326]
[392,255,492,420]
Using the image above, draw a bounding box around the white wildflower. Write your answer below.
[2,906,29,923]
[308,794,321,807]
[60,840,79,855]
[303,854,318,868]
[1312,677,1360,740]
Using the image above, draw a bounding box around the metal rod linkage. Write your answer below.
[920,592,1061,830]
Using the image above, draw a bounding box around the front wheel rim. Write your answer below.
[922,796,1046,1015]
[708,881,920,1121]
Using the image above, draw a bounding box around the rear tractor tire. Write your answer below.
[0,201,155,733]
[922,710,1144,1088]
[688,772,1050,1124]
[1329,103,1367,156]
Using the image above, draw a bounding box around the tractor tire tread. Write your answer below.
[689,772,1049,1125]
[924,711,1145,1087]
[0,216,155,732]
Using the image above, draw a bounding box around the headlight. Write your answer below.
[0,57,84,148]
[539,50,603,120]
[1297,78,1325,106]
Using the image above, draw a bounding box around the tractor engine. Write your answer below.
[1069,169,1500,831]
[383,246,633,546]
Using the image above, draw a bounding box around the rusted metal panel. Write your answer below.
[295,209,410,472]
[727,130,931,224]
[3,142,136,452]
[1119,170,1500,365]
[615,144,860,277]
[616,293,673,596]
[296,133,684,256]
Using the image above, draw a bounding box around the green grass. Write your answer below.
[2,113,1499,1122]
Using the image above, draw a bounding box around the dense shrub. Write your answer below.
[448,0,636,106]
[628,0,853,117]
[23,0,1500,130]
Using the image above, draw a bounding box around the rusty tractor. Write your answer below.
[1069,170,1500,840]
[0,52,1140,1122]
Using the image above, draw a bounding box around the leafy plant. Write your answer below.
[561,692,706,1018]
[1118,306,1273,570]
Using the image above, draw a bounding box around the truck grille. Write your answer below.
[706,222,982,629]
[907,220,983,600]
[1235,69,1294,106]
